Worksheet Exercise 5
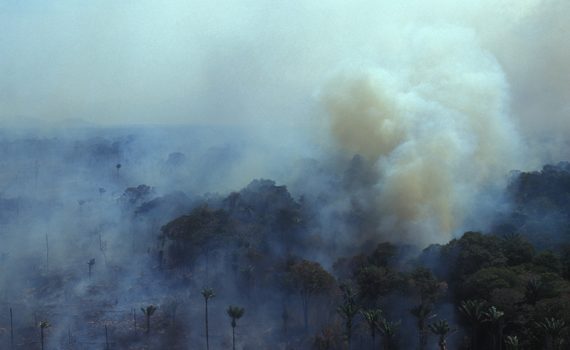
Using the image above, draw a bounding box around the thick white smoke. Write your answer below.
[320,25,522,244]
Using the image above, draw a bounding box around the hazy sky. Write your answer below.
[1,0,568,136]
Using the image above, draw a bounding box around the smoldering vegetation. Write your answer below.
[0,126,569,350]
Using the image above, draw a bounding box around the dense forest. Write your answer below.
[0,131,569,350]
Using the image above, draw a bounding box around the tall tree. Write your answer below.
[411,303,436,350]
[288,260,335,332]
[536,318,567,350]
[201,288,216,350]
[483,306,505,350]
[141,305,157,334]
[458,299,486,350]
[504,335,520,350]
[87,258,95,279]
[39,320,50,350]
[226,306,245,350]
[378,319,400,350]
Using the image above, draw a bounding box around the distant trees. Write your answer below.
[87,258,95,279]
[226,306,245,350]
[287,259,335,332]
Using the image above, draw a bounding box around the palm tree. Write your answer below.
[458,299,486,350]
[39,320,50,350]
[226,306,245,350]
[428,319,454,350]
[411,303,436,350]
[201,288,215,350]
[360,309,382,349]
[483,306,505,350]
[141,305,157,334]
[535,317,567,350]
[378,318,400,350]
[337,285,359,350]
[87,258,95,279]
[504,335,520,350]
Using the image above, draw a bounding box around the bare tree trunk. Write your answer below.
[232,325,236,350]
[302,294,309,332]
[105,324,110,349]
[10,308,14,349]
[205,299,210,350]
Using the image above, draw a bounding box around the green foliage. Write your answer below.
[461,267,519,300]
[483,306,504,323]
[445,232,508,278]
[289,260,335,297]
[533,251,562,274]
[499,233,535,266]
[428,319,453,337]
[561,245,570,279]
[378,318,401,350]
[356,265,403,303]
[409,267,446,303]
[535,317,567,350]
[360,308,382,338]
[368,242,397,267]
[160,206,231,265]
[458,299,487,326]
[505,335,520,350]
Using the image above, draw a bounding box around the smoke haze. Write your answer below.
[1,0,569,243]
